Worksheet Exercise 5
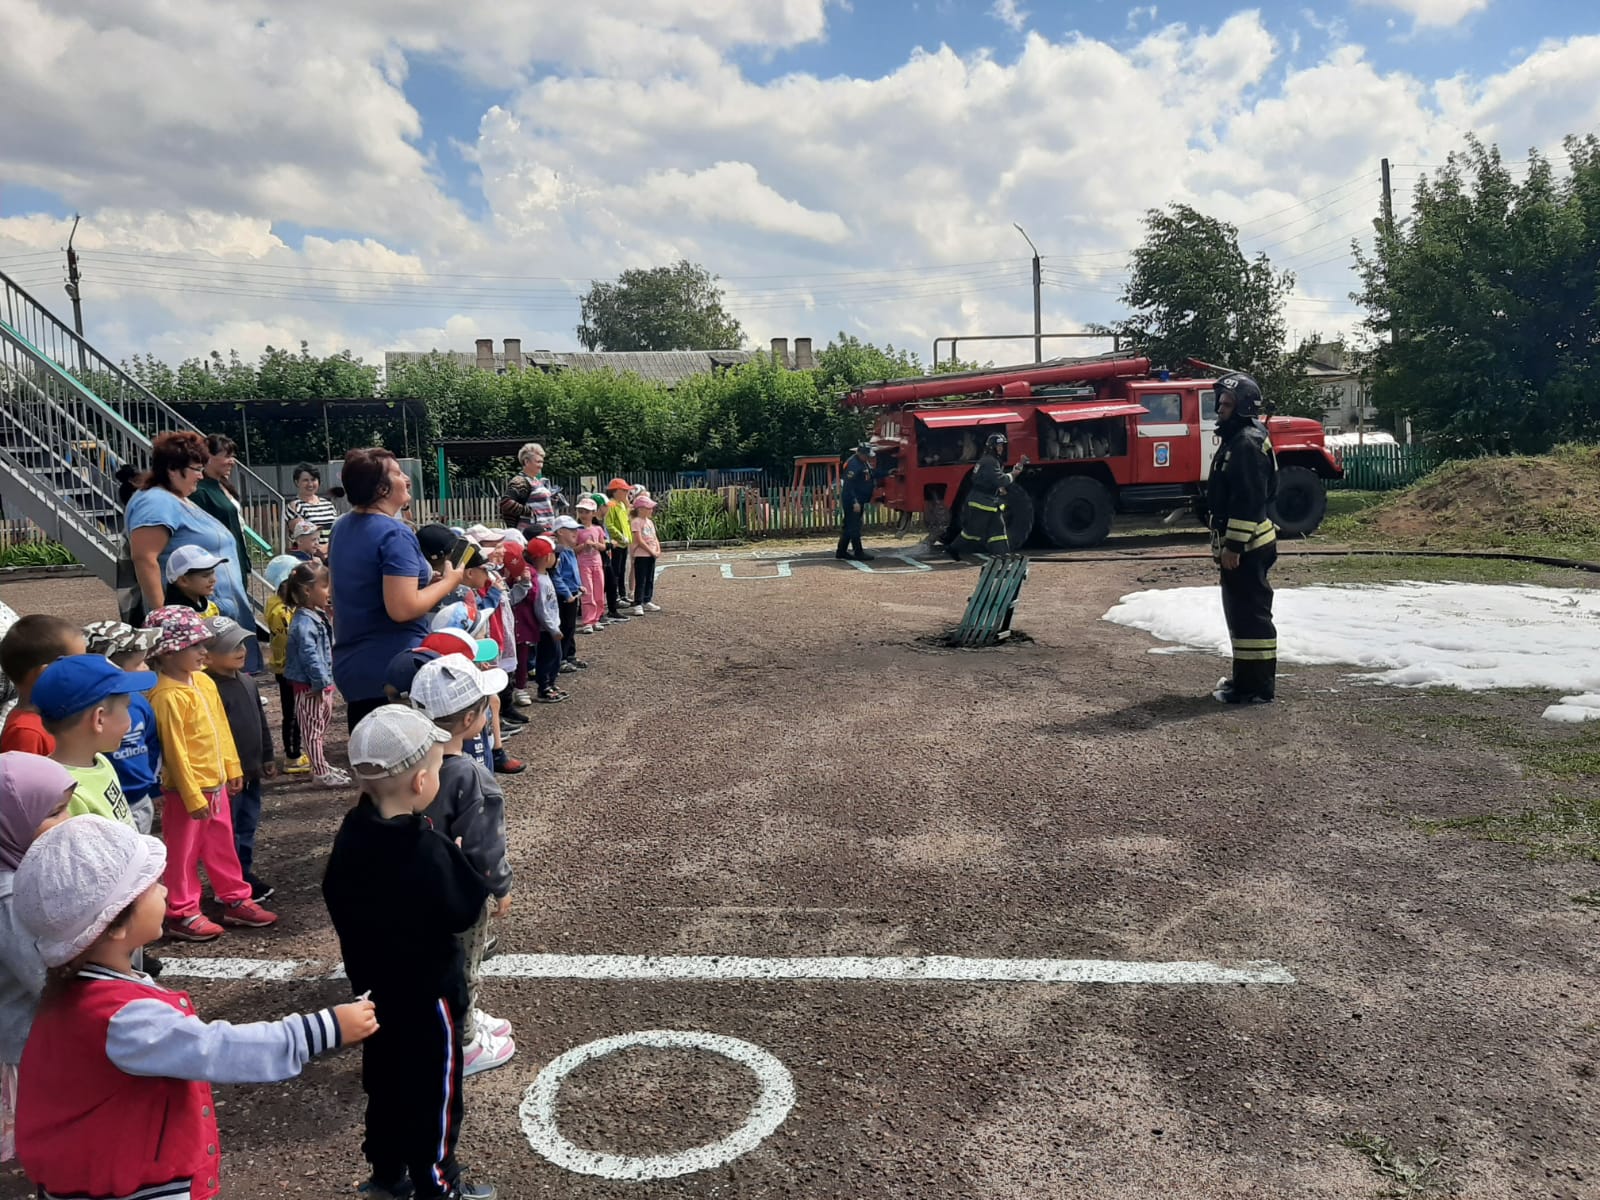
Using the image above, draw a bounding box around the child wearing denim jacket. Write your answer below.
[284,563,346,788]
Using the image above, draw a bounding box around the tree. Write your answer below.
[1107,204,1326,418]
[576,260,745,351]
[1355,135,1600,452]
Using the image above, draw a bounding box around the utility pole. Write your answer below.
[64,214,85,370]
[1378,159,1397,447]
[1013,223,1042,363]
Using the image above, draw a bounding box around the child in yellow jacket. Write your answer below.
[142,607,278,943]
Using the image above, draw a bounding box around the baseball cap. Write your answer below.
[420,629,499,665]
[501,528,527,548]
[385,646,440,699]
[290,519,319,539]
[264,554,302,589]
[14,818,167,967]
[524,536,555,561]
[82,620,161,658]
[417,524,457,561]
[551,515,581,532]
[164,544,227,583]
[466,524,505,544]
[203,615,254,652]
[431,601,492,641]
[633,494,658,510]
[347,704,449,781]
[410,653,510,719]
[33,655,158,721]
[606,477,631,493]
[143,606,211,656]
[575,497,597,511]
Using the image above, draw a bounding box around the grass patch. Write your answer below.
[1571,889,1600,907]
[1341,1131,1459,1198]
[1281,553,1562,586]
[1415,795,1600,862]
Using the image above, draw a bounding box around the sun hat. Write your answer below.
[575,497,597,512]
[0,752,76,870]
[264,554,302,590]
[83,620,161,659]
[633,495,658,510]
[290,519,320,539]
[606,477,631,493]
[32,656,158,722]
[164,544,227,583]
[203,615,254,653]
[551,515,581,532]
[14,817,168,967]
[419,629,499,665]
[466,524,505,544]
[347,704,449,782]
[410,654,509,719]
[501,528,527,548]
[142,606,211,656]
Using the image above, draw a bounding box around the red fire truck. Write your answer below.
[842,354,1342,548]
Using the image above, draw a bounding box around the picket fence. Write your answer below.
[1329,444,1449,491]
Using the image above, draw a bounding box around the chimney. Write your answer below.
[794,337,814,370]
[770,337,789,368]
[474,338,494,372]
[504,338,522,370]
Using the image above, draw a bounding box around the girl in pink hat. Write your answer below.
[627,495,663,615]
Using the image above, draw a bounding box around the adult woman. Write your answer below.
[329,448,464,732]
[123,432,253,629]
[500,442,557,533]
[284,462,337,547]
[190,435,252,573]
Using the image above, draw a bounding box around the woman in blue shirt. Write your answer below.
[328,448,464,733]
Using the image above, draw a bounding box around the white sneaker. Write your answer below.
[644,602,661,612]
[462,1028,515,1076]
[314,768,351,787]
[474,1009,512,1039]
[511,688,532,706]
[579,624,595,635]
[627,605,645,616]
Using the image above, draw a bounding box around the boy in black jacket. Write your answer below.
[408,654,515,1076]
[203,616,276,901]
[322,705,496,1200]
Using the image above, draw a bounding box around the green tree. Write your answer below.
[1355,135,1600,452]
[1108,204,1325,418]
[577,260,745,351]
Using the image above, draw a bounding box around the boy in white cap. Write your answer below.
[322,706,497,1200]
[13,817,376,1200]
[288,519,325,563]
[162,544,226,617]
[409,655,515,1076]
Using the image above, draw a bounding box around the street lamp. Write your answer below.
[1013,223,1042,363]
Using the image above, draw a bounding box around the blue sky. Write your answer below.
[0,0,1595,363]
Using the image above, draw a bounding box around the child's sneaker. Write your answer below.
[284,754,311,774]
[607,610,630,622]
[493,750,525,775]
[448,1181,497,1200]
[358,1176,415,1200]
[221,898,279,928]
[536,690,564,704]
[164,914,224,942]
[559,661,577,674]
[247,874,275,903]
[626,605,645,616]
[474,1009,512,1039]
[644,602,662,612]
[579,624,595,635]
[462,1028,515,1076]
[315,767,352,788]
[511,688,532,706]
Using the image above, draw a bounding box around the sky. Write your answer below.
[1,0,1596,370]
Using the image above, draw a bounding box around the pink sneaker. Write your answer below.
[221,898,279,928]
[164,914,224,942]
[462,1029,515,1076]
[474,1009,512,1039]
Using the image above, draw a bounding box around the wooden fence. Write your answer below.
[1329,444,1448,491]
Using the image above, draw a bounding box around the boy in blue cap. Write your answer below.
[34,654,158,829]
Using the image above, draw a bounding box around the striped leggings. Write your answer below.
[292,682,335,776]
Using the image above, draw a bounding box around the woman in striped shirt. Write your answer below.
[500,442,557,533]
[284,462,337,546]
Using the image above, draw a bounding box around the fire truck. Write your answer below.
[842,354,1342,548]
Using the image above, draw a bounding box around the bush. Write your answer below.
[656,489,739,542]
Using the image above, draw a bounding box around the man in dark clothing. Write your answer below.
[836,444,878,561]
[1206,372,1279,705]
[949,433,1028,560]
[323,706,496,1200]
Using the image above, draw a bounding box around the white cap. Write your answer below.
[409,653,509,719]
[551,515,581,532]
[348,704,449,780]
[165,544,227,583]
[290,519,319,539]
[466,524,505,544]
[14,818,168,967]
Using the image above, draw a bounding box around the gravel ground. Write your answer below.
[1,556,1597,1200]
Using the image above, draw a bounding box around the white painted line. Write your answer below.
[520,1030,795,1180]
[152,953,1296,986]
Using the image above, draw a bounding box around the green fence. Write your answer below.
[1329,444,1449,491]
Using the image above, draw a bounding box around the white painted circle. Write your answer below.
[520,1029,796,1181]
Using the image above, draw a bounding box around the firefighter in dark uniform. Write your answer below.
[1207,372,1278,704]
[836,443,877,561]
[949,433,1028,560]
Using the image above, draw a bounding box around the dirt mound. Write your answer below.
[1354,446,1600,552]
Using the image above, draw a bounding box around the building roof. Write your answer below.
[386,348,760,388]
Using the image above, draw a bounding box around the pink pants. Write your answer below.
[162,787,250,917]
[578,551,606,627]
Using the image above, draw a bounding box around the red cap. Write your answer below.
[605,477,631,493]
[524,536,555,561]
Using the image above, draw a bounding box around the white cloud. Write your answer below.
[990,0,1028,34]
[1353,0,1491,30]
[1127,6,1158,32]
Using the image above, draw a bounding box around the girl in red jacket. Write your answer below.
[11,817,377,1200]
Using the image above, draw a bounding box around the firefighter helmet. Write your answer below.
[1214,372,1263,417]
[984,432,1008,456]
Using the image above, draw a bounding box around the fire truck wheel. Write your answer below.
[1267,465,1327,535]
[1041,475,1114,548]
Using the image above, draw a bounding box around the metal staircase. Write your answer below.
[0,268,283,610]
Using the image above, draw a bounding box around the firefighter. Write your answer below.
[948,433,1028,561]
[836,443,877,561]
[1207,371,1278,704]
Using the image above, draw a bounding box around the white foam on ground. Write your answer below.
[1104,581,1600,706]
[1544,694,1600,723]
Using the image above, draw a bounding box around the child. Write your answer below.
[264,555,308,774]
[33,655,156,828]
[0,616,86,755]
[574,498,609,634]
[283,562,349,788]
[409,654,516,1074]
[288,519,325,562]
[525,537,565,703]
[204,617,277,903]
[162,545,225,617]
[83,621,164,835]
[0,752,75,1163]
[322,705,497,1200]
[418,630,522,775]
[143,605,277,941]
[628,494,663,615]
[14,817,375,1200]
[549,517,587,670]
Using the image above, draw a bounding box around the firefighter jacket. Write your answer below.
[841,455,877,507]
[967,454,1017,510]
[1207,420,1277,555]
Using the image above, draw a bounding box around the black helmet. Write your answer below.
[1214,372,1263,417]
[984,432,1008,455]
